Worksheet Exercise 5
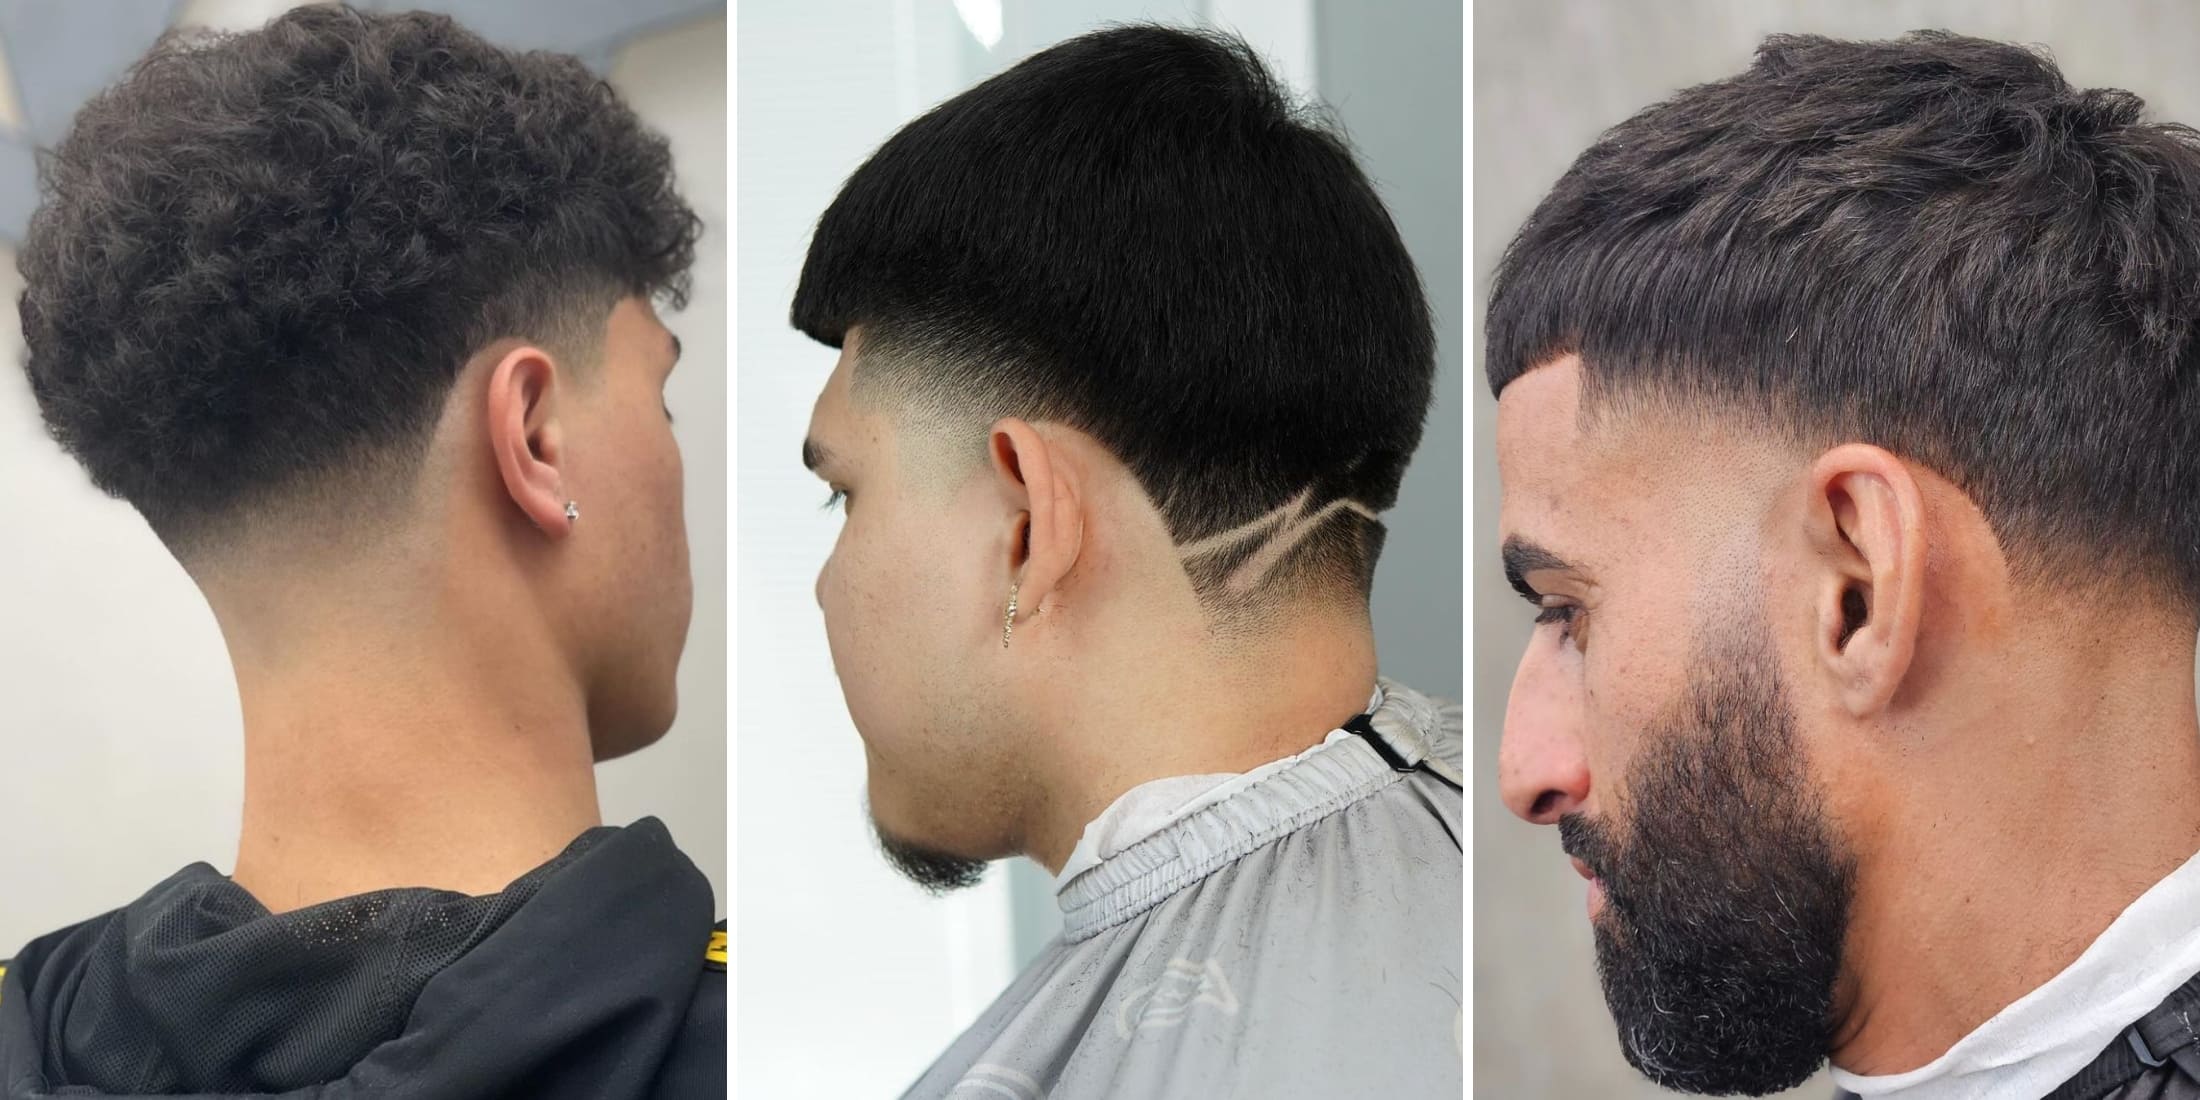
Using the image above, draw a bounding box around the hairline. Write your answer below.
[168,281,640,564]
[841,328,1384,625]
[1505,350,2200,616]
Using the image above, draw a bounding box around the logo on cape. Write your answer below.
[1115,957,1240,1039]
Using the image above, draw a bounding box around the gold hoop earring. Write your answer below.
[1002,582,1020,649]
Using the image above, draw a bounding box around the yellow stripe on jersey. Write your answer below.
[705,930,727,965]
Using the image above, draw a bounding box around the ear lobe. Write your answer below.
[989,418,1083,622]
[1810,445,1927,717]
[485,344,574,537]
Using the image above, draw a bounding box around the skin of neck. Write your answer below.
[989,450,1382,874]
[1013,608,1379,876]
[1826,577,2200,1075]
[198,458,603,913]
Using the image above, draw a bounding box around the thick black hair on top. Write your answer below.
[793,24,1435,605]
[1487,31,2200,609]
[19,4,700,550]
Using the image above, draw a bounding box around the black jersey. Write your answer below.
[0,817,723,1098]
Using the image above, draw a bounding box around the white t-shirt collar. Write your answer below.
[1833,844,2200,1099]
[1051,686,1383,896]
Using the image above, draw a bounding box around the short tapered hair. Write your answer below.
[1488,30,2200,610]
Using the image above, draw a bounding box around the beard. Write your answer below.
[871,815,990,894]
[1562,629,1855,1096]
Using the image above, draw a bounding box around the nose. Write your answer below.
[1498,645,1591,825]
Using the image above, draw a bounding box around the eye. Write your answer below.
[663,402,675,425]
[821,488,848,514]
[1535,602,1582,645]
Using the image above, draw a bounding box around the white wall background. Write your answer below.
[736,1,1459,1095]
[0,1,727,955]
[1474,2,2200,1096]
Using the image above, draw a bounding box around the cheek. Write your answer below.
[636,421,688,608]
[816,515,938,756]
[663,439,689,573]
[647,403,685,508]
[1571,619,1666,804]
[664,429,686,512]
[816,536,858,637]
[819,506,981,682]
[817,517,902,677]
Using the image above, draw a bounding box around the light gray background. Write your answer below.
[1474,2,2200,1096]
[738,1,1457,1094]
[0,0,726,956]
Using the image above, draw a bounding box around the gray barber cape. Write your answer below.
[903,679,1465,1099]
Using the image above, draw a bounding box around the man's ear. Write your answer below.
[1806,443,1927,716]
[989,418,1083,620]
[484,343,574,537]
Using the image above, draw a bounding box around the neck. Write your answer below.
[215,566,602,913]
[1019,600,1380,873]
[1830,626,2200,1076]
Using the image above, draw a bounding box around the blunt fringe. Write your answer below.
[792,24,1435,606]
[1487,30,2200,608]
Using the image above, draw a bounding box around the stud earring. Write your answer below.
[1002,582,1020,649]
[565,501,580,524]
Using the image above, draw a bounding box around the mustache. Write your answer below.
[1558,812,1615,881]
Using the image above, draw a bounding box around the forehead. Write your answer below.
[1495,357,1596,540]
[805,323,877,448]
[810,338,857,428]
[805,328,908,481]
[602,296,674,360]
[1496,356,1789,573]
[607,295,663,337]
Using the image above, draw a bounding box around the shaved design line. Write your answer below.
[1177,487,1379,594]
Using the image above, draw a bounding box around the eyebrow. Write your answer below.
[1501,536,1576,604]
[801,437,833,473]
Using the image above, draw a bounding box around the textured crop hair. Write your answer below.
[792,24,1435,610]
[20,5,700,553]
[1487,30,2200,611]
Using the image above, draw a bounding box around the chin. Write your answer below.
[591,724,670,762]
[860,767,934,846]
[867,794,993,894]
[588,686,679,762]
[863,762,1014,864]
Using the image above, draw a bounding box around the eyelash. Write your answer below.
[1535,602,1580,642]
[822,489,847,513]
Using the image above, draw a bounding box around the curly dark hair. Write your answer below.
[18,4,700,549]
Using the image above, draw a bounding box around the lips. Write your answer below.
[1569,856,1606,919]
